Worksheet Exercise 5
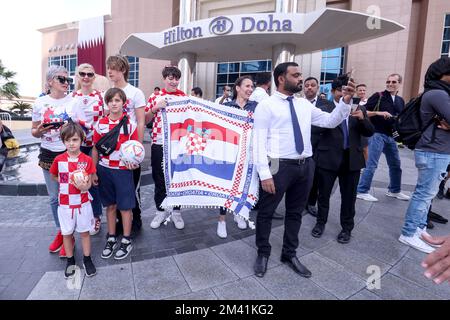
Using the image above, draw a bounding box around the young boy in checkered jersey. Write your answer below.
[49,122,97,279]
[144,66,187,230]
[92,88,140,260]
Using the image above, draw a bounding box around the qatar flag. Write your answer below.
[77,16,105,75]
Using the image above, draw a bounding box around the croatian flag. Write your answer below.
[161,96,259,222]
[77,16,105,75]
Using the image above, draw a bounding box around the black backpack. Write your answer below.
[392,93,437,150]
[95,115,129,156]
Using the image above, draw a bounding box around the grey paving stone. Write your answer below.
[173,248,238,292]
[348,226,409,265]
[241,234,310,266]
[212,277,275,300]
[348,289,381,300]
[132,256,191,300]
[167,289,218,300]
[376,273,442,300]
[0,272,44,300]
[300,253,366,300]
[255,265,337,300]
[316,242,391,280]
[0,274,14,288]
[211,240,265,278]
[79,264,135,300]
[27,270,84,300]
[404,247,428,264]
[390,257,450,299]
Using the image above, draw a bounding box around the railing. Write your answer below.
[0,112,12,128]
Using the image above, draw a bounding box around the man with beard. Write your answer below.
[252,62,355,278]
[303,77,334,217]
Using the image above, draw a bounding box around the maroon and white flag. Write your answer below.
[77,16,105,75]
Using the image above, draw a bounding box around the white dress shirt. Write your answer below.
[253,91,351,180]
[249,87,270,103]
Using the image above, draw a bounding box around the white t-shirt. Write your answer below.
[249,87,269,103]
[104,84,146,124]
[215,96,232,104]
[32,94,84,152]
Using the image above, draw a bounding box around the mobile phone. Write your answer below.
[43,121,65,129]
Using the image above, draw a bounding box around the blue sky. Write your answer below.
[0,0,111,97]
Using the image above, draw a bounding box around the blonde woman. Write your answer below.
[73,63,105,236]
[31,65,85,258]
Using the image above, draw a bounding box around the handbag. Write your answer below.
[95,115,129,156]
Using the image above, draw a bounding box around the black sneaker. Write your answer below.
[83,256,97,277]
[64,256,76,279]
[101,235,117,259]
[114,237,133,260]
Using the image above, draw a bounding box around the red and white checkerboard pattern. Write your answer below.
[74,90,104,147]
[186,132,207,155]
[146,89,186,145]
[93,114,139,170]
[49,152,95,208]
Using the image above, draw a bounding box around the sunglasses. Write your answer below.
[386,80,398,84]
[54,76,73,85]
[79,72,95,78]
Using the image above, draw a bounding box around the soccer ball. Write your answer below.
[119,140,145,165]
[70,170,88,185]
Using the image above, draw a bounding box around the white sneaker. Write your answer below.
[150,211,168,229]
[172,211,185,230]
[356,193,378,202]
[234,215,247,230]
[217,221,227,238]
[398,234,435,253]
[416,227,441,248]
[386,192,410,201]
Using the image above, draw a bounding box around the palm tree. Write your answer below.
[0,59,20,101]
[11,101,32,117]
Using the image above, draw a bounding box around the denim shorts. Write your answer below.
[97,165,136,211]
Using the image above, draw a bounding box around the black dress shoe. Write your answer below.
[337,230,351,244]
[254,255,269,278]
[311,223,325,238]
[306,205,318,217]
[429,211,448,224]
[272,212,284,220]
[280,256,312,278]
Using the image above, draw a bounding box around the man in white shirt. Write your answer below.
[249,72,271,103]
[215,85,232,104]
[252,62,355,278]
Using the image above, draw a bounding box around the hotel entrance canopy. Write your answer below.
[120,8,404,62]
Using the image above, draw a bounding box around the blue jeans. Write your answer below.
[42,168,60,228]
[357,133,402,194]
[80,146,103,218]
[401,150,450,237]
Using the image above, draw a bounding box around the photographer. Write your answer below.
[356,74,410,202]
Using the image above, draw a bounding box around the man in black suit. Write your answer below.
[304,77,335,217]
[311,77,375,243]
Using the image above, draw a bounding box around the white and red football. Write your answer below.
[70,169,88,185]
[119,140,145,165]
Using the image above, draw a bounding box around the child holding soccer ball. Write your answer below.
[92,88,139,260]
[49,121,97,279]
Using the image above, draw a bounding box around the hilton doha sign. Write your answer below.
[164,14,293,45]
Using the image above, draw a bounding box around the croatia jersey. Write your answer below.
[103,84,146,124]
[146,88,186,145]
[93,114,139,170]
[49,152,96,208]
[73,90,104,147]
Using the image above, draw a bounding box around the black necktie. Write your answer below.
[341,119,349,149]
[286,96,304,155]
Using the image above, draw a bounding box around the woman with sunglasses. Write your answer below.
[217,76,258,239]
[73,63,105,236]
[31,65,85,258]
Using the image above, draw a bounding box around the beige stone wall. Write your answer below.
[418,0,450,93]
[346,0,413,99]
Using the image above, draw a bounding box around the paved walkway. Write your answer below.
[1,148,450,300]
